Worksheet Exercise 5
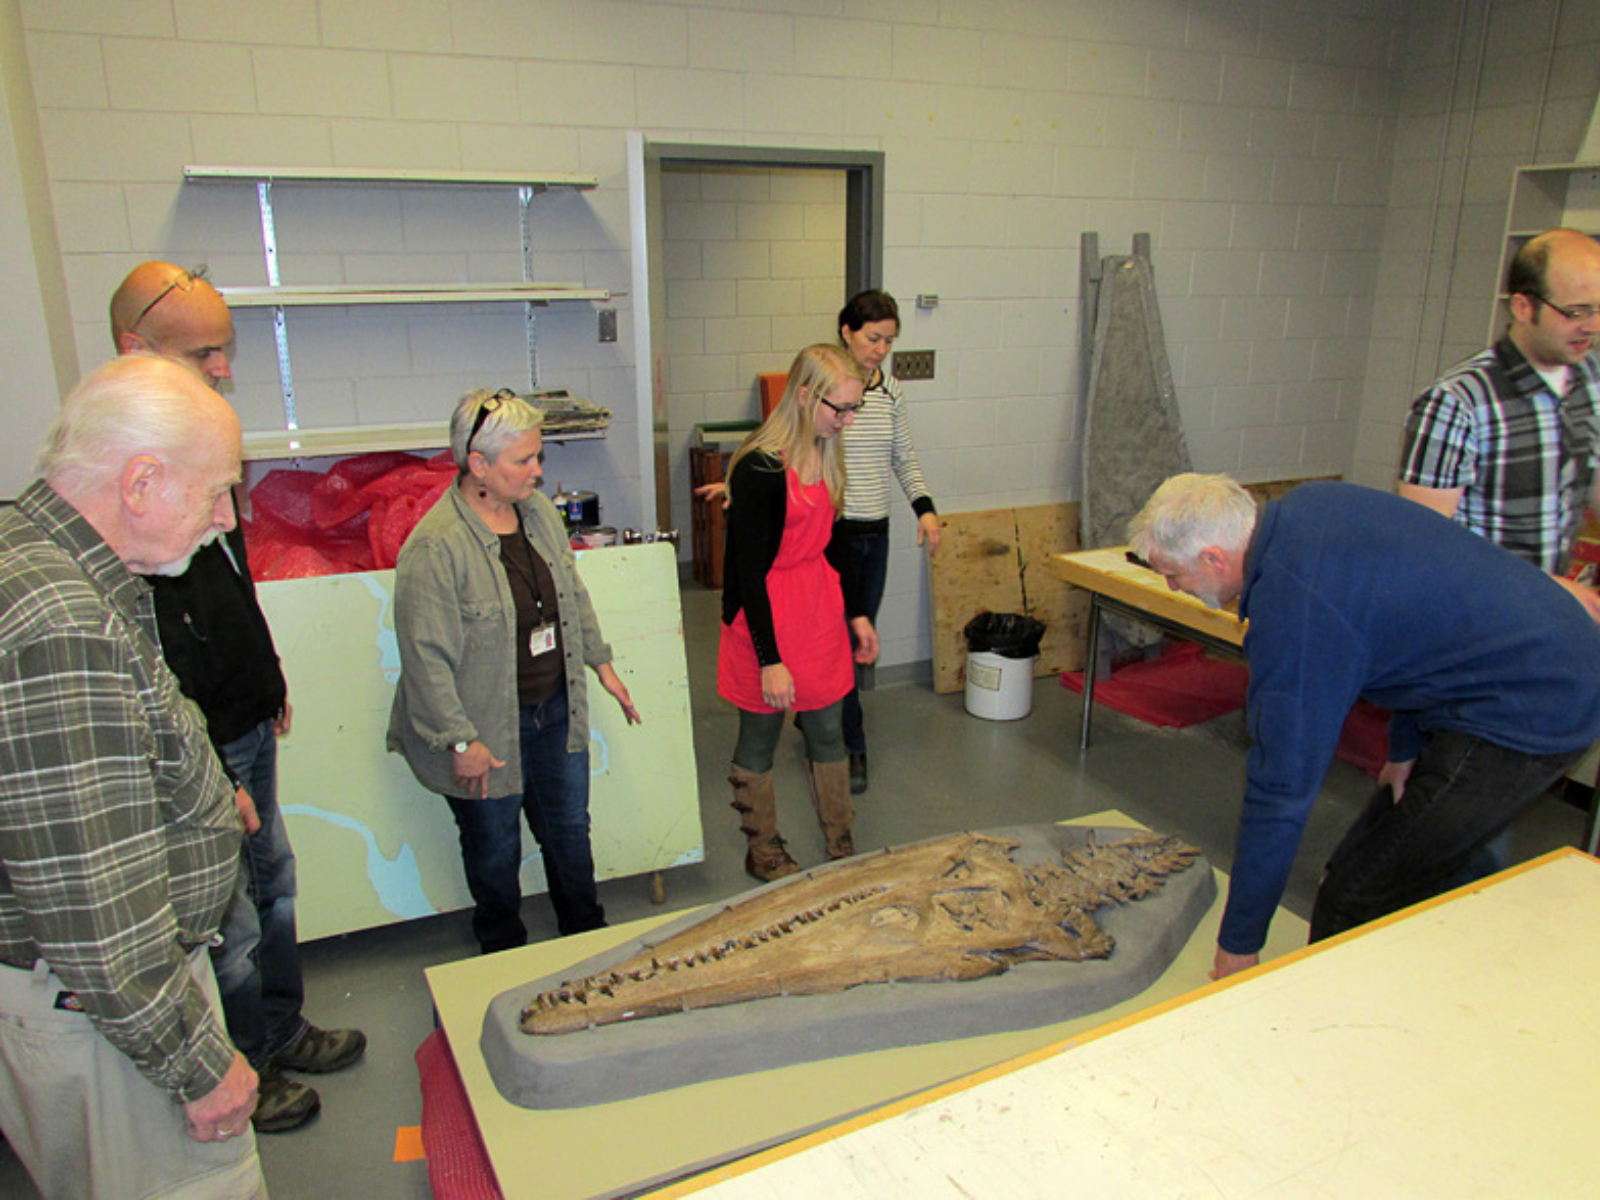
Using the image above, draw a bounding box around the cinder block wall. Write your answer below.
[660,164,846,556]
[1351,1,1600,489]
[11,0,1600,672]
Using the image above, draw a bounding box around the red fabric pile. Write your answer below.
[413,1029,501,1198]
[244,450,456,580]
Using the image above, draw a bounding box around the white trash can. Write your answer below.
[964,650,1036,720]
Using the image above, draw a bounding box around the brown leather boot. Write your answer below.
[728,765,800,882]
[806,759,855,859]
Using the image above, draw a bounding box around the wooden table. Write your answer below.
[667,847,1600,1198]
[423,811,1307,1200]
[1050,546,1245,749]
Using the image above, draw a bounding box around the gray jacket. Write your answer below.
[386,484,613,797]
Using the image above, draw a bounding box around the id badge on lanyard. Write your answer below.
[529,622,557,658]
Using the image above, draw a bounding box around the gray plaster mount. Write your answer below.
[480,824,1216,1109]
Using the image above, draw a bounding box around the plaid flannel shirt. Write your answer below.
[1400,338,1600,573]
[0,481,240,1104]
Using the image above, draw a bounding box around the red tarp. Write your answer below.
[244,450,455,580]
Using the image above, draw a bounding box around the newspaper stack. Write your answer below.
[524,388,611,436]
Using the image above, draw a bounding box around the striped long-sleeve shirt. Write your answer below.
[0,481,241,1104]
[840,371,936,523]
[1399,337,1600,574]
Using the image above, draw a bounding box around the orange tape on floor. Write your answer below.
[394,1125,425,1163]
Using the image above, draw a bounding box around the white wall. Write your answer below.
[660,161,845,534]
[1351,0,1600,489]
[0,0,72,498]
[9,0,1600,667]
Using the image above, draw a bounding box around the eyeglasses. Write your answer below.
[130,264,208,333]
[465,389,516,456]
[1529,293,1600,323]
[816,395,864,417]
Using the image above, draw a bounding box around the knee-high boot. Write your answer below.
[806,759,855,860]
[728,764,800,882]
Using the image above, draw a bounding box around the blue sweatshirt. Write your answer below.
[1222,481,1600,954]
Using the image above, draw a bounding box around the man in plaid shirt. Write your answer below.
[0,356,266,1198]
[1397,227,1600,882]
[1399,227,1600,575]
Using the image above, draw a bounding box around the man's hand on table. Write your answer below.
[1211,947,1259,981]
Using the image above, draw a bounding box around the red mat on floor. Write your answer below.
[415,1027,502,1199]
[1060,641,1387,777]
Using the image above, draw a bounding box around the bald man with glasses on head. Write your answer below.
[110,261,235,389]
[108,262,366,1136]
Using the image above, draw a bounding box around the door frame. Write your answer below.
[626,138,886,532]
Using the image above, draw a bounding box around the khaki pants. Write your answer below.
[0,947,267,1200]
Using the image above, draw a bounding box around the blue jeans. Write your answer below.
[1310,729,1580,942]
[834,522,890,755]
[209,719,308,1068]
[447,690,605,950]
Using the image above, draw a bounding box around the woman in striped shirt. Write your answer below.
[833,290,941,795]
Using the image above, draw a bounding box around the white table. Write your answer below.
[668,848,1600,1198]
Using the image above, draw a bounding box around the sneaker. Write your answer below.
[275,1024,367,1075]
[253,1067,320,1134]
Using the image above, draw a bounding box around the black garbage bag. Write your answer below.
[963,611,1046,659]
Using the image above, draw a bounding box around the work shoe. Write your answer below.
[849,752,868,795]
[275,1024,367,1075]
[253,1067,320,1134]
[745,836,801,883]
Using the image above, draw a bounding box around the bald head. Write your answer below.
[1506,229,1600,370]
[40,356,242,576]
[110,261,235,388]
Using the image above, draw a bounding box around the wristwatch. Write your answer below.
[452,740,470,754]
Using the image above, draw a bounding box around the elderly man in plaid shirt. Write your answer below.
[0,356,266,1199]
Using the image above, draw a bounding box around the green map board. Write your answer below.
[255,541,704,941]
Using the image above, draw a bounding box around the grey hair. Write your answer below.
[450,388,543,472]
[36,355,211,495]
[1127,472,1258,565]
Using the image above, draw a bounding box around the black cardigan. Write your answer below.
[720,451,863,668]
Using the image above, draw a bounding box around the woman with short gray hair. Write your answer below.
[388,388,641,950]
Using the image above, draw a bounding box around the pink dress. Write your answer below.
[717,470,854,713]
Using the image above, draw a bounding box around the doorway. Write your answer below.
[628,141,885,547]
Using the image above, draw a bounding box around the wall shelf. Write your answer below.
[242,421,603,463]
[220,283,609,307]
[1491,162,1600,341]
[185,164,609,456]
[185,165,598,190]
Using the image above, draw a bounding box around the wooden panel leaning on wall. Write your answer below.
[926,479,1337,696]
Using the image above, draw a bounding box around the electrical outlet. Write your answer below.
[894,349,935,380]
[598,309,617,343]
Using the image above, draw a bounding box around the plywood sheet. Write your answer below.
[928,503,1086,694]
[258,542,703,940]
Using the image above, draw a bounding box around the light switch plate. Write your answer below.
[894,349,935,380]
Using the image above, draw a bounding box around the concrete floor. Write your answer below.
[1,582,1588,1198]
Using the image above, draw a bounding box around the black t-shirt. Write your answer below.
[499,530,563,705]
